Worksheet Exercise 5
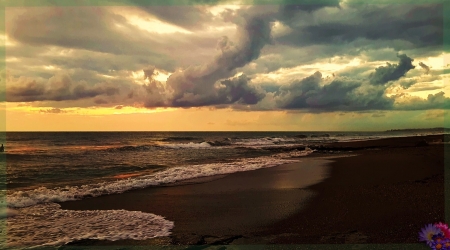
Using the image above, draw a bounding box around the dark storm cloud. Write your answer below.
[240,37,423,77]
[94,98,109,105]
[399,79,418,89]
[278,0,341,23]
[259,54,427,112]
[167,74,264,107]
[272,71,394,111]
[148,7,275,107]
[218,75,265,105]
[276,71,322,109]
[276,4,442,49]
[419,62,431,74]
[5,74,119,102]
[369,54,415,85]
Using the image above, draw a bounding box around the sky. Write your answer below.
[1,0,449,131]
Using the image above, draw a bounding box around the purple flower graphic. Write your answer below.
[420,223,450,249]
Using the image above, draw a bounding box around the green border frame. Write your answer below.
[444,0,450,226]
[0,1,5,249]
[0,0,447,249]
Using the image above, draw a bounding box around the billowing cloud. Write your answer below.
[271,71,394,111]
[259,54,419,112]
[369,54,415,85]
[3,3,447,117]
[277,4,443,48]
[394,92,450,110]
[216,74,265,105]
[144,7,275,107]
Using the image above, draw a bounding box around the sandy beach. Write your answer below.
[59,134,447,247]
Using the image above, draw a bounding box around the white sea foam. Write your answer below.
[7,148,314,209]
[160,141,212,148]
[233,137,297,147]
[4,203,173,248]
[275,147,315,158]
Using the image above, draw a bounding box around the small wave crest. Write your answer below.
[232,137,297,148]
[149,140,232,149]
[160,141,212,149]
[160,136,199,142]
[105,145,155,152]
[5,203,173,248]
[7,148,314,209]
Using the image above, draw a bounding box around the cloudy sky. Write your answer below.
[1,0,449,131]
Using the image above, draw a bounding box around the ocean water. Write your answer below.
[0,130,444,247]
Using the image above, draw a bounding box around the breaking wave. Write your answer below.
[7,148,314,209]
[159,142,213,149]
[4,203,173,248]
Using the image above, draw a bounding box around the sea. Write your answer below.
[0,130,446,248]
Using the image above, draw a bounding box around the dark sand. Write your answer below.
[59,134,446,246]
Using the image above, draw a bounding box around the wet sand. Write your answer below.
[264,135,446,244]
[59,134,446,246]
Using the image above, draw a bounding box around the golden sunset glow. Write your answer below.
[0,34,17,46]
[6,103,177,116]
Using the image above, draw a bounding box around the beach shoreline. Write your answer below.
[262,135,446,244]
[58,134,447,246]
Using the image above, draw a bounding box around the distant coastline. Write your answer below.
[385,127,450,132]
